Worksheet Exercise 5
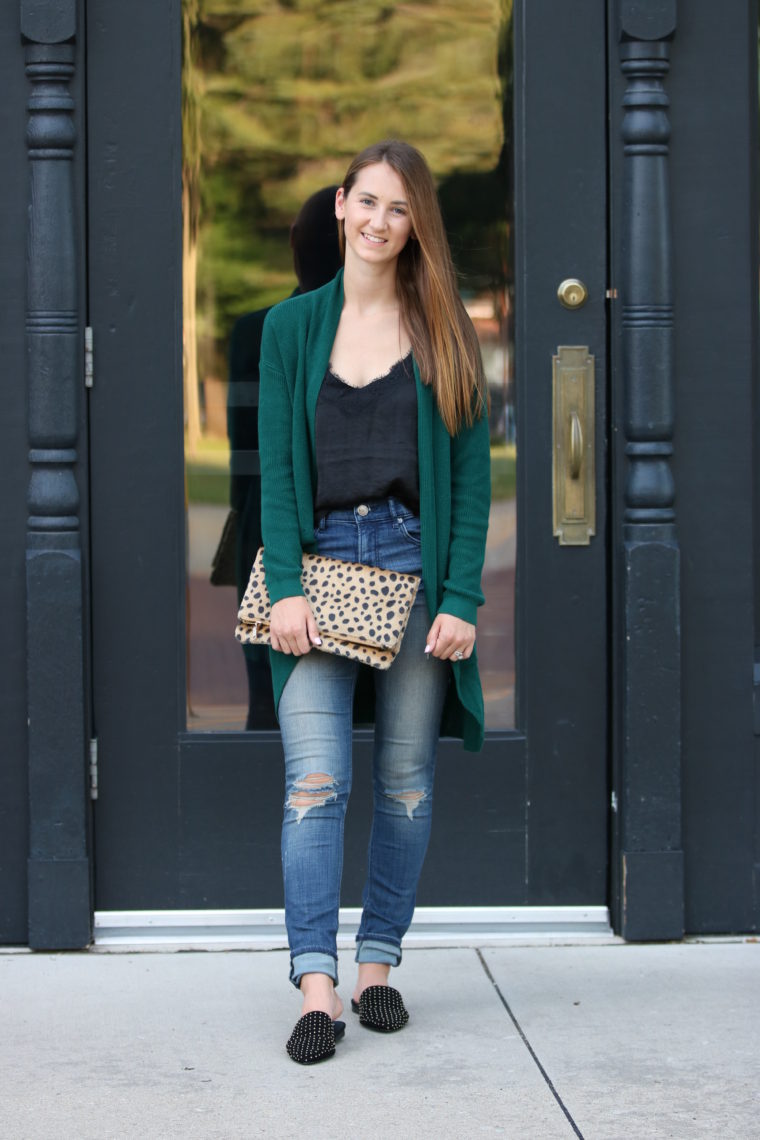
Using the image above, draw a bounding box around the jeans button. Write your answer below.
[356,504,369,517]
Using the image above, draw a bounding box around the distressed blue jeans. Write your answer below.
[278,498,449,988]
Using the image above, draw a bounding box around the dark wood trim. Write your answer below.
[22,0,91,948]
[611,2,684,940]
[86,0,186,912]
[176,734,529,908]
[514,0,610,908]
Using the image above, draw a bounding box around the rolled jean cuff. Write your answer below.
[354,938,402,967]
[290,952,338,989]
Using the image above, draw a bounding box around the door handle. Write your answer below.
[552,346,596,545]
[569,412,583,480]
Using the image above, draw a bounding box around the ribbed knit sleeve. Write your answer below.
[258,314,307,604]
[438,408,491,625]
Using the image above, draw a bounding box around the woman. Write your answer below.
[258,140,491,1064]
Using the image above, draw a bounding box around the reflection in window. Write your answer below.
[183,0,515,731]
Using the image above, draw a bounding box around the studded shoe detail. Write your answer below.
[285,1011,345,1064]
[351,985,410,1032]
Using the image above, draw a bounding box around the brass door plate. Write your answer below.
[553,346,595,545]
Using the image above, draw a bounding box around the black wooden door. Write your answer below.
[87,1,609,919]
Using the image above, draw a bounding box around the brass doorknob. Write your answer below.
[557,278,588,309]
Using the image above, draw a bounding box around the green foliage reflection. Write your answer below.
[182,0,513,442]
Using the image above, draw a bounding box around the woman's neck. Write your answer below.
[342,249,399,315]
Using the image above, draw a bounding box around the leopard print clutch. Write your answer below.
[235,547,421,670]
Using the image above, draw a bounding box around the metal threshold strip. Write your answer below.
[93,906,615,950]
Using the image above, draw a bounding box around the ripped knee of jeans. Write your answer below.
[287,772,337,823]
[384,788,427,821]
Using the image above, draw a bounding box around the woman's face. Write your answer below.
[336,162,413,268]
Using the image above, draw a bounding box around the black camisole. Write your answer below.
[314,353,420,519]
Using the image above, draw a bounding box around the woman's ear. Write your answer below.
[335,187,346,219]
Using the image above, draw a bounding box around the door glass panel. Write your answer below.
[183,0,515,731]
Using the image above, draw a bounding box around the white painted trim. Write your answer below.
[93,906,616,950]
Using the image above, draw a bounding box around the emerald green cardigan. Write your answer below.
[258,270,491,751]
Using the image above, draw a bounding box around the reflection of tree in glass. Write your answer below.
[438,7,513,441]
[182,0,203,454]
[182,0,512,393]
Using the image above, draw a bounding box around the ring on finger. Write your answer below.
[453,649,464,660]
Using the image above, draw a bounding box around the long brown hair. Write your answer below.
[338,140,487,435]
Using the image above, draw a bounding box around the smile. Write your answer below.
[361,232,387,244]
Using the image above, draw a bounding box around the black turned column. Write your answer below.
[614,0,683,939]
[22,0,91,948]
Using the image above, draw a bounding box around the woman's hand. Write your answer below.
[270,596,322,656]
[424,614,476,661]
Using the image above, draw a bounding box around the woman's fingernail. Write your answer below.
[424,644,432,654]
[314,637,322,646]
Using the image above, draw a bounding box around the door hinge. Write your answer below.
[89,737,99,800]
[753,657,760,735]
[85,326,94,389]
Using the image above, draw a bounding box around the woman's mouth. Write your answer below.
[361,232,386,244]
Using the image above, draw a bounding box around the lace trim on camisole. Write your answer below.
[327,350,412,390]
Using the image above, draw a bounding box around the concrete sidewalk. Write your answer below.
[1,941,757,1139]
